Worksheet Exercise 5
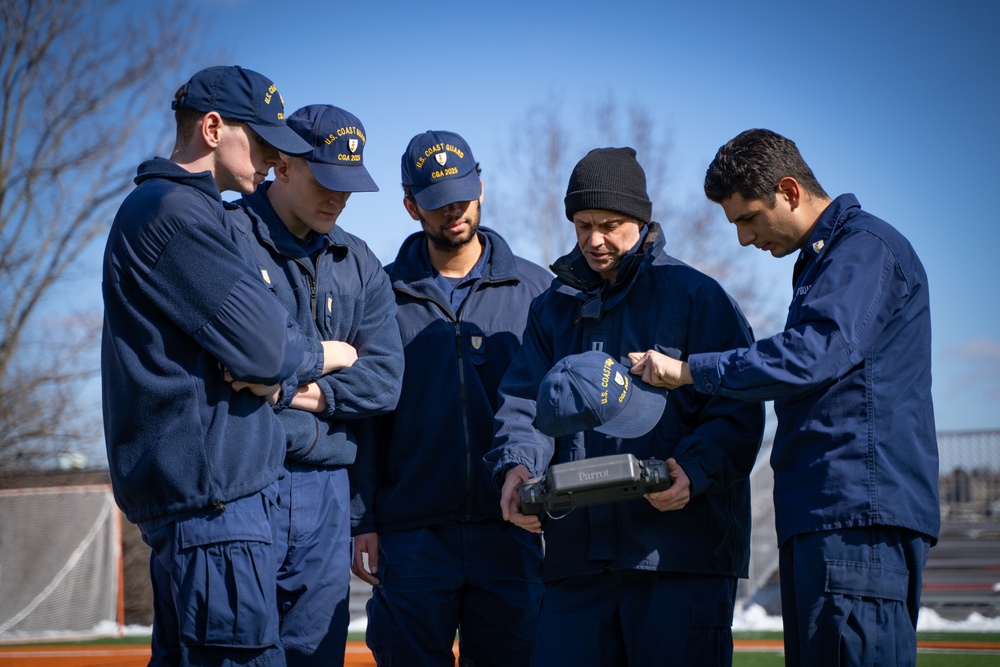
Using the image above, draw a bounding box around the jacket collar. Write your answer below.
[550,222,661,297]
[802,193,860,259]
[389,226,520,287]
[242,182,348,260]
[135,157,222,202]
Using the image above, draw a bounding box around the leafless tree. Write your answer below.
[493,97,782,333]
[0,0,213,470]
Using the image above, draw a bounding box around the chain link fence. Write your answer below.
[739,429,1000,605]
[938,429,1000,521]
[4,429,999,628]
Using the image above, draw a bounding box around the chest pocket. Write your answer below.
[465,325,487,366]
[319,290,363,341]
[260,268,301,319]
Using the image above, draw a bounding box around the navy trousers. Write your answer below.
[143,483,285,667]
[273,464,352,667]
[532,570,737,667]
[365,521,544,667]
[779,526,932,667]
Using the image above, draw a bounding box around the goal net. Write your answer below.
[0,484,123,642]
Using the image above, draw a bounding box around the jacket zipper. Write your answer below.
[397,281,479,518]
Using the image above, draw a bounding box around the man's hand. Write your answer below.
[500,464,542,534]
[351,532,380,585]
[628,350,692,389]
[288,382,328,412]
[222,366,281,404]
[322,341,358,374]
[644,458,691,511]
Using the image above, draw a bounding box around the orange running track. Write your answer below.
[0,642,380,666]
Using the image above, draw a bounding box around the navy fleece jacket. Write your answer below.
[102,158,322,524]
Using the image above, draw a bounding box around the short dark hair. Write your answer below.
[704,129,828,205]
[173,85,240,144]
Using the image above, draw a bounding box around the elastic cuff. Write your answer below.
[272,376,298,412]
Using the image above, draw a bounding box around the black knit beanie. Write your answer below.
[564,147,652,223]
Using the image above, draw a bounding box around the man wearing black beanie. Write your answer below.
[564,147,653,224]
[486,147,764,666]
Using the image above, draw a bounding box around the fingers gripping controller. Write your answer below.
[518,453,670,515]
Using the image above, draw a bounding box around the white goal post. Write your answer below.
[0,484,123,642]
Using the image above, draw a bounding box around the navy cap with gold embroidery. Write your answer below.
[401,130,481,210]
[535,351,667,439]
[172,65,311,156]
[285,105,378,192]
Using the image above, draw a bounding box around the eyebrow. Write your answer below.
[730,210,755,224]
[584,216,633,225]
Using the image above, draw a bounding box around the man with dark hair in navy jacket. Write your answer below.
[486,146,764,667]
[351,131,550,667]
[631,129,939,667]
[102,66,343,667]
[227,104,403,666]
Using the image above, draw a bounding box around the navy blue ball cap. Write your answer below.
[172,65,311,156]
[535,351,667,439]
[401,130,481,209]
[285,105,378,192]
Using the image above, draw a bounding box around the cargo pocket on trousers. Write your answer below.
[692,598,735,628]
[825,560,908,601]
[174,497,279,648]
[824,560,910,664]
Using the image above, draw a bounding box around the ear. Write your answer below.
[402,196,421,221]
[477,179,485,205]
[200,111,225,149]
[776,177,801,210]
[272,154,293,183]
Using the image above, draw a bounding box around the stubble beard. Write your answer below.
[423,204,482,251]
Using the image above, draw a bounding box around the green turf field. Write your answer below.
[734,655,1000,666]
[733,631,1000,643]
[728,631,1000,666]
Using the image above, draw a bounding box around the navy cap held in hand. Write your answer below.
[535,351,667,439]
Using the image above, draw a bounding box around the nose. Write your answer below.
[587,229,606,249]
[736,226,754,247]
[328,191,351,206]
[442,201,467,219]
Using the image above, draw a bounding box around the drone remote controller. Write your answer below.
[518,453,670,515]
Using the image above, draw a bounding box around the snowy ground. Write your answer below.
[83,604,1000,641]
[731,604,1000,633]
[343,604,1000,636]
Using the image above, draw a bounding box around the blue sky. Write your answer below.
[90,0,1000,433]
